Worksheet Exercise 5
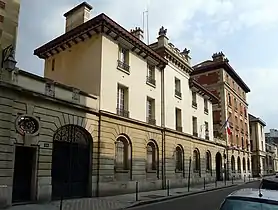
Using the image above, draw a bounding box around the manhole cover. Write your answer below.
[143,195,165,199]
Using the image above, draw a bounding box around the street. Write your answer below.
[129,181,260,210]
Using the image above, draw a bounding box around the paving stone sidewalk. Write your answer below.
[6,178,259,210]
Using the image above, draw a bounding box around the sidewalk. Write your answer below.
[6,178,259,210]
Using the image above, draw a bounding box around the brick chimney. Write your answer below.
[130,27,144,41]
[64,2,93,33]
[212,51,225,62]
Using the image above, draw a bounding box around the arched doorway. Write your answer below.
[51,125,91,199]
[216,152,222,181]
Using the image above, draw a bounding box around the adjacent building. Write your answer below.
[192,52,251,179]
[0,0,20,63]
[265,129,278,144]
[249,113,267,176]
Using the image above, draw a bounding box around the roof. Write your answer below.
[249,113,266,126]
[192,59,250,93]
[189,78,219,104]
[34,13,167,67]
[228,188,278,201]
[64,2,93,17]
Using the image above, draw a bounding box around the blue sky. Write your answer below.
[15,0,278,131]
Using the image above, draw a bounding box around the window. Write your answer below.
[231,156,235,172]
[146,64,156,86]
[228,93,231,106]
[0,1,5,9]
[175,146,183,172]
[193,149,200,175]
[241,137,244,149]
[147,141,157,171]
[240,103,243,115]
[146,97,155,125]
[115,137,130,171]
[117,46,130,72]
[236,135,239,146]
[192,116,198,137]
[226,74,229,84]
[175,108,182,132]
[192,92,197,108]
[0,15,3,23]
[175,77,181,98]
[234,98,237,110]
[243,157,246,172]
[117,85,129,117]
[206,151,211,172]
[237,157,241,172]
[247,159,250,171]
[205,121,209,140]
[204,98,208,113]
[51,59,55,71]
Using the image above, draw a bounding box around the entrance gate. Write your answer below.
[216,152,222,181]
[51,125,91,199]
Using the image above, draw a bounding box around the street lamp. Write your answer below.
[1,45,17,71]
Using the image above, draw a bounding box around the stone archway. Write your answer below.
[51,125,92,200]
[216,152,222,181]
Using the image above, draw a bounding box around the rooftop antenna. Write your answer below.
[142,0,150,44]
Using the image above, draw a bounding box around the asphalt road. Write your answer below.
[130,181,260,210]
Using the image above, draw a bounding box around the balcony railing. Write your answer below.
[116,108,129,118]
[175,89,182,98]
[241,128,244,133]
[236,125,239,131]
[192,101,197,108]
[146,76,156,86]
[204,107,208,114]
[117,60,130,72]
[176,126,182,132]
[193,132,198,137]
[147,117,156,125]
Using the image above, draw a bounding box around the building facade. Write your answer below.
[0,1,249,207]
[0,0,20,63]
[249,114,267,176]
[192,52,252,179]
[265,129,278,144]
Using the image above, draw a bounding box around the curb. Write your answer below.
[125,184,237,208]
[125,180,260,209]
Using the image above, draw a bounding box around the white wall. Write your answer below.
[100,35,162,125]
[164,63,214,140]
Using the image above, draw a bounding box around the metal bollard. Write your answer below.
[232,176,234,184]
[167,180,170,196]
[215,178,217,188]
[249,174,250,182]
[135,181,139,201]
[204,177,206,190]
[244,175,246,182]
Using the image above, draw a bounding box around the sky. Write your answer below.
[15,0,278,131]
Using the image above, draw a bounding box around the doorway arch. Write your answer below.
[51,125,92,199]
[216,152,222,181]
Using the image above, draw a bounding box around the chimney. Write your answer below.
[130,27,144,41]
[212,51,225,62]
[64,2,93,33]
[157,26,168,48]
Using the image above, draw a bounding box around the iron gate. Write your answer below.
[51,125,90,199]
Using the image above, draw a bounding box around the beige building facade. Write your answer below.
[0,1,247,207]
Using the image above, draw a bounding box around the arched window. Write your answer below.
[115,136,130,171]
[247,159,250,171]
[175,146,183,171]
[231,156,235,172]
[206,151,212,172]
[193,149,200,173]
[237,157,241,172]
[147,141,157,171]
[241,137,244,149]
[243,157,246,172]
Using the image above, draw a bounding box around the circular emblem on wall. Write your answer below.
[15,115,40,136]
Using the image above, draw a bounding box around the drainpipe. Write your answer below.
[96,112,101,197]
[161,65,166,189]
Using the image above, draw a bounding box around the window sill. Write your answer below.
[146,81,156,88]
[115,169,129,173]
[175,169,183,173]
[192,104,197,109]
[117,66,130,75]
[146,170,157,174]
[175,94,182,100]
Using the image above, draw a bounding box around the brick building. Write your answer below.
[192,52,251,178]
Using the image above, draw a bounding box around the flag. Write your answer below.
[224,118,232,135]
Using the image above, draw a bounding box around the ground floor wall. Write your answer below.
[0,90,252,207]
